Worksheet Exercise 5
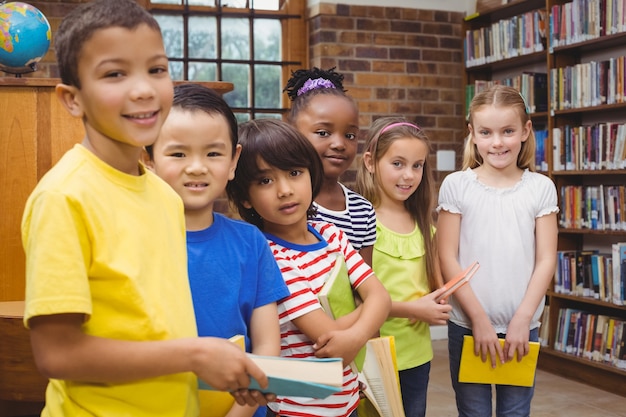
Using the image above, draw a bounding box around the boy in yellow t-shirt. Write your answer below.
[21,1,270,416]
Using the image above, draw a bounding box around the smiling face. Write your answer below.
[469,104,531,172]
[243,158,312,239]
[57,24,173,172]
[293,94,359,181]
[149,108,240,230]
[371,137,428,207]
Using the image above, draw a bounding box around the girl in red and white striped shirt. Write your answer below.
[227,119,391,417]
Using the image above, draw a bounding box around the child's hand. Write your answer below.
[312,327,365,366]
[504,314,532,362]
[472,322,505,368]
[195,338,271,406]
[405,290,452,326]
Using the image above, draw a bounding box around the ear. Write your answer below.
[228,144,242,181]
[362,151,375,174]
[140,148,155,172]
[467,124,476,144]
[242,200,253,209]
[521,120,532,142]
[55,83,84,118]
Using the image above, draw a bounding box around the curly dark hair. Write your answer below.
[283,67,354,124]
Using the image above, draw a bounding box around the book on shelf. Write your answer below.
[436,261,480,303]
[357,336,406,417]
[198,335,343,400]
[611,243,626,306]
[458,335,539,387]
[318,255,366,372]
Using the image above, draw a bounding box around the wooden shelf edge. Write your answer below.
[538,348,626,397]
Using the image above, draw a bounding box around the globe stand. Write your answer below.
[0,62,38,78]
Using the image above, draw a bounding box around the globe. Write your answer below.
[0,2,51,75]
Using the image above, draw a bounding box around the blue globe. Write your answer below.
[0,2,51,74]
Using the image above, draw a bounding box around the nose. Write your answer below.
[185,157,207,175]
[329,133,346,150]
[129,75,156,101]
[276,177,293,198]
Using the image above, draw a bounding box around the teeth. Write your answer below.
[129,112,155,119]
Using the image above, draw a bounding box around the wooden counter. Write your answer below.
[0,301,46,417]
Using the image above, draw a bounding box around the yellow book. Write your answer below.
[357,336,406,417]
[199,335,244,417]
[458,335,539,387]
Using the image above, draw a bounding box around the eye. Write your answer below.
[479,130,490,136]
[290,169,303,177]
[258,177,272,185]
[207,151,222,157]
[316,130,330,138]
[150,66,168,75]
[392,161,402,168]
[169,152,185,158]
[346,133,357,141]
[413,162,424,169]
[504,128,514,135]
[104,71,124,78]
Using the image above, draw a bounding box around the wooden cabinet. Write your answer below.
[463,0,626,397]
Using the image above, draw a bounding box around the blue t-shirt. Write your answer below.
[187,213,289,417]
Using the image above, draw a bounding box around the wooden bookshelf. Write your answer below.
[463,0,626,397]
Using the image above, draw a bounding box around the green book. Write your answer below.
[318,256,366,372]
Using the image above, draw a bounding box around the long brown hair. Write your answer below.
[356,116,440,291]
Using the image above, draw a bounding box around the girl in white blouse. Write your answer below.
[437,85,558,417]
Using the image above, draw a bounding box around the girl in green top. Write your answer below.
[356,116,452,417]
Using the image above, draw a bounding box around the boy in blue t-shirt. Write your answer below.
[145,83,289,417]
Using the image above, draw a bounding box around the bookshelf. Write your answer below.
[463,0,626,397]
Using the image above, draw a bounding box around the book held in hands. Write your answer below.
[436,261,480,302]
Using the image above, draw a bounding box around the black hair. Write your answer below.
[145,83,238,159]
[226,119,324,230]
[283,67,355,124]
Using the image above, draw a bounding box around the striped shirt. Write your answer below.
[265,221,374,417]
[313,183,376,251]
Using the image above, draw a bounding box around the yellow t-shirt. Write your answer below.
[22,145,198,417]
[373,221,433,371]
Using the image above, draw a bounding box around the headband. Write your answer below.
[380,122,420,134]
[297,77,336,96]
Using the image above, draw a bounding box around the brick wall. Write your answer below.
[13,1,468,201]
[307,3,467,185]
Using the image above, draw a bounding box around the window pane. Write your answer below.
[189,16,217,59]
[151,0,181,4]
[222,0,247,8]
[222,18,250,60]
[189,0,216,5]
[223,63,250,108]
[254,19,281,61]
[168,61,184,81]
[254,65,281,108]
[155,15,184,59]
[251,0,279,10]
[255,113,282,119]
[189,62,217,81]
[234,113,251,123]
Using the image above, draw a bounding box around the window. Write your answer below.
[147,0,306,121]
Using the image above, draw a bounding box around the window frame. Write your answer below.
[142,0,307,120]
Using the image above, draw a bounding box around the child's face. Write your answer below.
[149,108,240,228]
[373,137,428,206]
[65,24,173,155]
[469,104,530,171]
[294,95,359,182]
[243,158,312,237]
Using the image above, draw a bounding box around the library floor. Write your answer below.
[426,339,626,416]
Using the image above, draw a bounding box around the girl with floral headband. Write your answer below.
[284,67,377,267]
[356,116,452,417]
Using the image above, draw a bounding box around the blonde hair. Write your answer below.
[356,116,440,291]
[463,85,536,171]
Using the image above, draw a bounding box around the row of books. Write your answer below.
[552,123,626,171]
[558,185,626,231]
[549,56,626,112]
[553,308,626,370]
[465,72,548,114]
[554,245,626,305]
[549,0,626,49]
[464,8,546,67]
